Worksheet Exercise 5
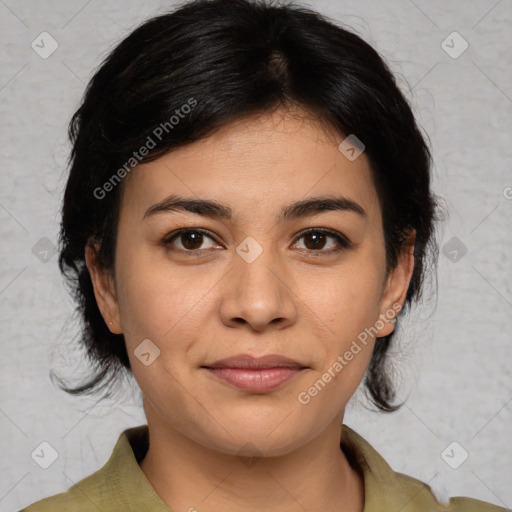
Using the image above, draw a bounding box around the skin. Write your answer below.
[86,107,415,512]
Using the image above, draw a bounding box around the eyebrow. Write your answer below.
[143,194,367,222]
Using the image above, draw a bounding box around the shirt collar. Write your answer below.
[102,424,171,511]
[340,424,418,511]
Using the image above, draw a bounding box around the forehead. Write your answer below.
[121,108,380,224]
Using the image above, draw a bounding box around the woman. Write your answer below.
[20,0,506,510]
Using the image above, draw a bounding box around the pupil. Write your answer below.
[183,232,203,250]
[306,233,325,250]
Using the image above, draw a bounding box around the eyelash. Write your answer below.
[161,227,351,256]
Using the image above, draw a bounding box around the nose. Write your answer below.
[218,244,298,332]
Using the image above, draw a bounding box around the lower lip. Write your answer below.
[205,367,303,392]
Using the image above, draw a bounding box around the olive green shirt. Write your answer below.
[20,424,507,511]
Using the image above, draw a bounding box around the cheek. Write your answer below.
[306,260,384,337]
[113,251,211,349]
[299,288,378,418]
[115,261,211,401]
[297,256,384,396]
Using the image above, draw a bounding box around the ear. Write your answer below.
[375,229,416,338]
[85,243,123,334]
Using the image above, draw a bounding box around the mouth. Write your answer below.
[201,354,308,393]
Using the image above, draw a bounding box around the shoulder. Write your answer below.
[17,457,127,512]
[395,471,509,512]
[376,469,508,512]
[18,487,99,512]
[18,425,158,512]
[341,424,508,512]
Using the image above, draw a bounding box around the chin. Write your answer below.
[196,408,316,458]
[209,430,306,459]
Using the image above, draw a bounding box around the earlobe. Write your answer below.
[85,244,123,334]
[376,230,416,338]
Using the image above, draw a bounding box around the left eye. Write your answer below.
[293,229,350,253]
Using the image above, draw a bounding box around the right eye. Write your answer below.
[162,228,223,254]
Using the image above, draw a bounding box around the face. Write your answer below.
[87,108,414,457]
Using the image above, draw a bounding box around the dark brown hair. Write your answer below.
[53,0,442,412]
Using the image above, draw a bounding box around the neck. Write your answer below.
[139,410,364,512]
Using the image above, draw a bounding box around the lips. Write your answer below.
[202,354,307,392]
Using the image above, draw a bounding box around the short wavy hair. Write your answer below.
[53,0,443,412]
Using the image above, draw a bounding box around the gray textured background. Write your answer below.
[1,0,511,510]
